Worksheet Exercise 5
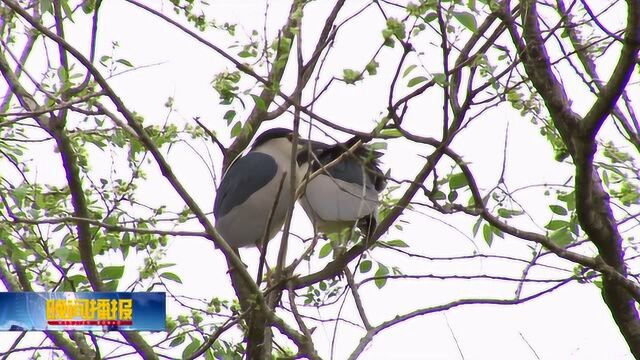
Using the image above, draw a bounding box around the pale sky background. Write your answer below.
[1,0,637,359]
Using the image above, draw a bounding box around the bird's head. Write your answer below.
[251,127,295,149]
[251,127,310,165]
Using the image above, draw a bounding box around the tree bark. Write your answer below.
[502,0,640,356]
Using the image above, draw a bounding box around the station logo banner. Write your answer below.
[0,292,165,331]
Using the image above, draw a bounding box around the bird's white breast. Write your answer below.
[217,138,306,247]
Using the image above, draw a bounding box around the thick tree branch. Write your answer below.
[0,11,39,114]
[501,1,581,151]
[556,0,640,152]
[505,0,640,356]
[581,0,640,139]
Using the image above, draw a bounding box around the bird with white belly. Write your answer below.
[299,138,386,240]
[213,128,308,249]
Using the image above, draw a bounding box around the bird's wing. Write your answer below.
[214,152,278,218]
[313,143,386,192]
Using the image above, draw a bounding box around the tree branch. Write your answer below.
[580,0,640,139]
[347,279,573,360]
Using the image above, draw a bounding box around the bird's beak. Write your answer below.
[295,137,310,146]
[291,136,313,165]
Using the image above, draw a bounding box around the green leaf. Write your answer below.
[366,60,379,75]
[558,191,576,211]
[343,68,363,84]
[449,172,468,189]
[82,0,95,13]
[482,224,493,246]
[40,0,53,14]
[453,11,477,32]
[61,0,74,22]
[169,334,185,347]
[549,205,567,216]
[319,281,327,290]
[497,208,524,218]
[157,262,177,270]
[374,263,389,289]
[408,76,428,87]
[100,266,124,280]
[380,128,402,138]
[403,64,417,78]
[68,249,81,263]
[53,247,70,262]
[545,220,569,230]
[386,18,406,40]
[359,260,372,273]
[492,226,504,239]
[433,73,447,86]
[205,349,215,360]
[424,12,437,23]
[319,242,333,258]
[230,121,242,138]
[68,274,87,287]
[550,228,574,247]
[182,338,201,359]
[385,239,409,248]
[116,59,133,67]
[223,110,236,124]
[250,94,267,112]
[497,208,510,218]
[472,218,482,237]
[104,280,119,291]
[370,142,387,150]
[11,186,28,207]
[160,272,183,284]
[432,190,446,200]
[382,29,395,47]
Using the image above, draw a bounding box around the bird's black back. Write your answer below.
[304,139,386,192]
[214,152,278,218]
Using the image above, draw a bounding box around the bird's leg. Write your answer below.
[357,214,377,246]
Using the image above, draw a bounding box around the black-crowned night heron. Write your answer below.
[214,128,307,248]
[299,139,386,238]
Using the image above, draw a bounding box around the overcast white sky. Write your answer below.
[1,0,638,359]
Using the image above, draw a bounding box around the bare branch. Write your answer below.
[347,279,573,360]
[580,0,640,138]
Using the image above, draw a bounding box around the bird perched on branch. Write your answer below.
[214,128,308,249]
[299,137,386,240]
